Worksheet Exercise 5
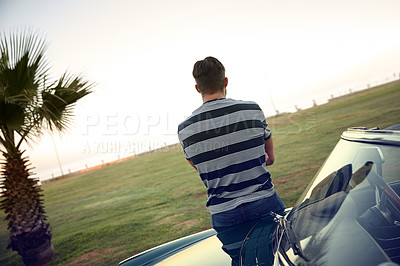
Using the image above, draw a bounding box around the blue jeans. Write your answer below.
[211,192,286,228]
[214,217,277,266]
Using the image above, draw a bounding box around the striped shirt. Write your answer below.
[177,98,275,214]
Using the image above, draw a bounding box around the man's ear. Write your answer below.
[195,84,201,93]
[224,77,228,88]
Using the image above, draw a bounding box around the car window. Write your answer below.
[298,140,400,205]
[287,139,400,264]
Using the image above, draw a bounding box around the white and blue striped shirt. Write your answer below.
[177,98,275,214]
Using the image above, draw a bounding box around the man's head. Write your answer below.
[193,57,227,96]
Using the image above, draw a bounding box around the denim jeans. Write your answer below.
[214,217,277,266]
[211,192,286,228]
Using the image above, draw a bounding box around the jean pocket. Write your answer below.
[211,213,237,227]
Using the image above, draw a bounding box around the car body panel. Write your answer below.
[119,229,218,265]
[156,234,231,265]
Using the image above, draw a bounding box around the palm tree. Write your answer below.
[0,29,93,265]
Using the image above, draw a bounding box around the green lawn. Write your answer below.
[1,80,399,265]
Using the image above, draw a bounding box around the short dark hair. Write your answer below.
[192,57,225,95]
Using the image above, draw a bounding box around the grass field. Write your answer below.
[1,80,399,265]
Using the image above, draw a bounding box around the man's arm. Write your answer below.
[264,136,275,166]
[187,159,198,172]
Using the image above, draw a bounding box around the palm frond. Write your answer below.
[0,28,49,77]
[39,72,94,132]
[1,28,94,151]
[0,29,49,107]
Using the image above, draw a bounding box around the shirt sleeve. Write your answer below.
[182,146,190,160]
[256,106,271,140]
[177,128,191,160]
[262,119,272,140]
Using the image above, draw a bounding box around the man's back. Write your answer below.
[178,98,275,214]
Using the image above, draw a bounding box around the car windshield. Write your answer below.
[286,138,400,264]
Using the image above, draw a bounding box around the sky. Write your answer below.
[1,0,400,180]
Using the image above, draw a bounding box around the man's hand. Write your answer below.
[265,137,275,166]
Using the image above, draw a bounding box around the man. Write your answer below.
[177,56,285,228]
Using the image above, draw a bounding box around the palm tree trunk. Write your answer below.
[0,150,53,265]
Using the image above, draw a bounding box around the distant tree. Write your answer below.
[312,99,317,107]
[0,29,94,265]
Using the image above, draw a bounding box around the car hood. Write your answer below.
[156,234,231,265]
[120,217,278,265]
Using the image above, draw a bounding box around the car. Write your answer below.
[272,124,400,266]
[119,124,400,266]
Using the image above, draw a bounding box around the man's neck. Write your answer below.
[202,91,226,103]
